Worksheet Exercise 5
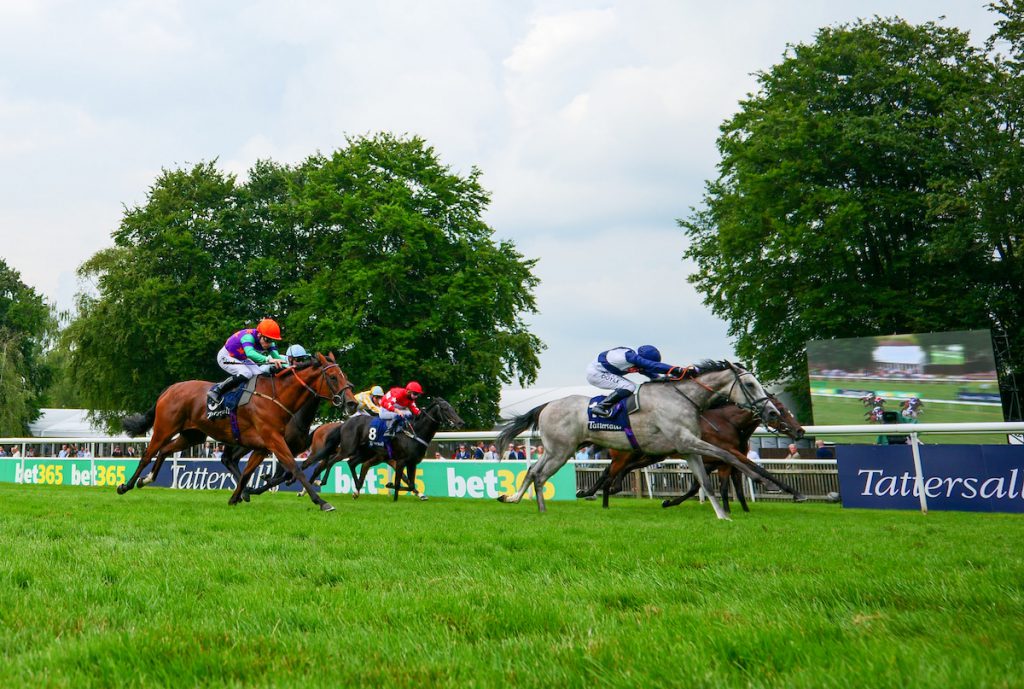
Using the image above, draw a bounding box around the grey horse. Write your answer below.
[495,360,780,520]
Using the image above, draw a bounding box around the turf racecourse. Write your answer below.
[2,485,1022,689]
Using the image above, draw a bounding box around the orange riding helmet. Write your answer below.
[256,318,282,340]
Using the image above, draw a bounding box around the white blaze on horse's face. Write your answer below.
[729,364,780,422]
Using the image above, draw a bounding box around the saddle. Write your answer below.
[222,376,259,412]
[587,388,643,450]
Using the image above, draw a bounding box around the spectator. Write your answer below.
[126,446,137,456]
[454,444,472,460]
[26,447,37,457]
[111,445,124,458]
[433,451,444,460]
[815,440,834,459]
[502,443,518,460]
[11,447,21,458]
[574,446,590,461]
[58,444,69,458]
[531,445,545,460]
[746,446,761,463]
[484,444,499,460]
[785,444,800,460]
[0,447,7,457]
[516,445,527,460]
[472,441,485,460]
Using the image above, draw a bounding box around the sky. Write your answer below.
[0,1,1000,387]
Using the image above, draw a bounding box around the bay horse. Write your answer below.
[243,416,345,498]
[304,398,464,501]
[118,353,358,511]
[578,394,806,511]
[496,360,782,520]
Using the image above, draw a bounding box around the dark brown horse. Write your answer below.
[304,398,464,501]
[118,353,358,511]
[578,394,806,511]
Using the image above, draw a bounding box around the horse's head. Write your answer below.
[720,361,780,425]
[315,352,358,415]
[764,393,805,440]
[423,397,465,430]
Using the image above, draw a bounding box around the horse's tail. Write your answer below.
[122,405,157,437]
[496,403,548,460]
[306,423,344,469]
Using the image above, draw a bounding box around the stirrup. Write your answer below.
[590,405,612,418]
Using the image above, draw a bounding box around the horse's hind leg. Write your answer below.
[731,469,750,512]
[119,425,178,494]
[140,430,206,488]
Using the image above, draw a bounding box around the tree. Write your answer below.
[680,17,1007,416]
[0,260,53,434]
[64,134,542,428]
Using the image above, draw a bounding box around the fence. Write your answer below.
[3,421,1024,507]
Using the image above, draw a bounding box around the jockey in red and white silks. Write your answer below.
[378,381,424,436]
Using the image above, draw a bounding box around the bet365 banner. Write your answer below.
[0,457,576,501]
[837,445,1024,513]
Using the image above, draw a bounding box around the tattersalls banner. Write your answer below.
[837,445,1024,513]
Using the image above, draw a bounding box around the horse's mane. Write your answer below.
[694,359,733,373]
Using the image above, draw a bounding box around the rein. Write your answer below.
[251,363,353,419]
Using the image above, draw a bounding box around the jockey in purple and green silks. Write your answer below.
[206,318,288,418]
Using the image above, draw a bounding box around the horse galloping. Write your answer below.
[118,353,358,511]
[305,398,464,501]
[578,394,806,511]
[496,361,781,520]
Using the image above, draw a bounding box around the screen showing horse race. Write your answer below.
[806,329,1005,444]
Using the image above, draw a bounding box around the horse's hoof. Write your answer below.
[794,495,808,503]
[497,495,508,503]
[242,491,251,503]
[116,484,128,495]
[320,502,335,512]
[385,482,394,489]
[418,495,429,501]
[575,489,587,498]
[297,489,306,498]
[228,497,238,506]
[661,500,672,508]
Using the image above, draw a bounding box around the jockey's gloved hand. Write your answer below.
[668,366,685,378]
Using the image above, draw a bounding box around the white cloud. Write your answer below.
[0,0,999,389]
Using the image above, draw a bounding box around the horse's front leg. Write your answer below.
[230,450,267,505]
[265,437,334,512]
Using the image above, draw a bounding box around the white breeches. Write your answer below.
[585,362,637,392]
[217,347,269,378]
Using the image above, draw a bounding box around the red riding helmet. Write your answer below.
[256,318,282,340]
[406,381,424,394]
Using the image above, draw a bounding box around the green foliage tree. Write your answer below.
[0,260,53,434]
[680,16,1020,417]
[65,134,542,428]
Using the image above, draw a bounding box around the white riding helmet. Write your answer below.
[371,385,385,396]
[285,344,308,359]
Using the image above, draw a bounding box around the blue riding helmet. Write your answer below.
[637,345,661,362]
[285,344,308,359]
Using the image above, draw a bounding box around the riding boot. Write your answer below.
[590,389,632,418]
[207,374,247,418]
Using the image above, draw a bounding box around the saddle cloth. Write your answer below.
[587,390,641,432]
[222,376,259,412]
[367,417,390,449]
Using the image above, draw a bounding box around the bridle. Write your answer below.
[282,362,354,410]
[672,366,779,421]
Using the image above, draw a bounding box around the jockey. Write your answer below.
[285,344,311,366]
[585,345,686,418]
[378,381,423,437]
[206,318,288,419]
[354,385,385,415]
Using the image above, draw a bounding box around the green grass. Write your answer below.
[809,377,1001,401]
[2,484,1023,689]
[810,395,1007,444]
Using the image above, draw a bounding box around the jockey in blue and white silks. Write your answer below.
[585,345,687,417]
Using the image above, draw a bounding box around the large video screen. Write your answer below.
[806,330,1005,443]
